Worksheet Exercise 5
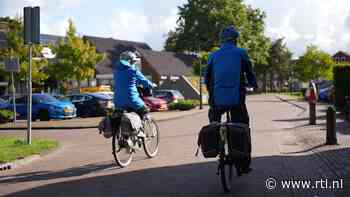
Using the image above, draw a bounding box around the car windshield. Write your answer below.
[89,93,111,100]
[34,94,59,103]
[172,90,183,97]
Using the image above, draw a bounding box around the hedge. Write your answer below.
[334,65,350,108]
[0,109,14,123]
[168,99,200,111]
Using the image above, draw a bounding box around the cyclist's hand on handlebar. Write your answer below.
[152,83,158,88]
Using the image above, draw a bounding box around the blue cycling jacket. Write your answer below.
[204,42,258,107]
[113,60,153,110]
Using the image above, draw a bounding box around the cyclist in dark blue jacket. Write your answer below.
[205,25,258,124]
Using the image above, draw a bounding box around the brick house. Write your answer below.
[333,51,350,64]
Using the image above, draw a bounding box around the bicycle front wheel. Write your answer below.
[112,127,133,167]
[143,117,160,158]
[219,156,233,193]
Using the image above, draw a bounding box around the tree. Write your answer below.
[164,0,270,66]
[295,45,334,81]
[0,17,48,86]
[266,38,292,91]
[49,19,103,92]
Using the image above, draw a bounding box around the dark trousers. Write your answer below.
[208,89,250,124]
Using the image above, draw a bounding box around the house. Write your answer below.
[333,51,350,64]
[84,35,152,86]
[0,32,7,49]
[84,35,199,99]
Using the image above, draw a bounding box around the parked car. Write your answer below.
[0,98,9,109]
[65,93,114,117]
[95,91,114,99]
[153,89,185,104]
[319,85,333,102]
[143,96,168,112]
[6,93,76,121]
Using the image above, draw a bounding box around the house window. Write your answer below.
[341,57,346,62]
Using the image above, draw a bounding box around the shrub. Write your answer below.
[168,99,200,111]
[334,65,350,108]
[0,109,14,123]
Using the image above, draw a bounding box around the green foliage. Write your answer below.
[295,45,334,81]
[0,137,59,163]
[49,19,103,90]
[0,109,14,123]
[0,17,49,84]
[264,38,293,91]
[164,0,270,66]
[192,48,218,75]
[333,65,350,108]
[168,99,200,111]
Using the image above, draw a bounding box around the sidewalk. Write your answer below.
[276,94,350,182]
[0,106,208,130]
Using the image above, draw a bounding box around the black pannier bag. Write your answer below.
[197,122,221,158]
[225,123,251,170]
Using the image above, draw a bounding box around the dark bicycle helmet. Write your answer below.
[220,26,240,42]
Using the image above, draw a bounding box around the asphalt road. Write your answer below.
[0,95,348,197]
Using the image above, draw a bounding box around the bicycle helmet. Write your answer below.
[220,25,240,43]
[119,51,139,65]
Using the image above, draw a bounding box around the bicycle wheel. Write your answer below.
[112,127,133,167]
[219,155,233,193]
[143,117,160,158]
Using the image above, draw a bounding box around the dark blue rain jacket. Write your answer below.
[204,42,257,107]
[113,60,153,111]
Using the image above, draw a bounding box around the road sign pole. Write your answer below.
[11,72,16,125]
[27,44,32,145]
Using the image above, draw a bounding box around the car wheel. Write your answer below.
[39,110,50,121]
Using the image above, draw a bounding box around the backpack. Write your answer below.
[196,122,221,158]
[98,116,113,139]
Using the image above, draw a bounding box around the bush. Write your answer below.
[168,99,200,111]
[0,109,14,124]
[334,65,350,108]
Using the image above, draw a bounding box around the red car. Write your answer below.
[143,96,168,112]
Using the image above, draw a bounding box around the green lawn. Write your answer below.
[0,137,59,163]
[278,92,304,100]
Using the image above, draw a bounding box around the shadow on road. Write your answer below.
[2,148,350,197]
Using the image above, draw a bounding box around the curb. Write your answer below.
[0,145,63,172]
[275,95,307,112]
[0,109,208,130]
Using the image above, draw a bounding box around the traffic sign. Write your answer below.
[4,58,20,73]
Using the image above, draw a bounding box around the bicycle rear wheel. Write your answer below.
[219,155,233,193]
[143,117,160,158]
[112,127,133,167]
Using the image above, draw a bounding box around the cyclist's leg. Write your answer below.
[135,106,150,120]
[209,106,224,123]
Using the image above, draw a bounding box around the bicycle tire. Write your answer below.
[112,127,133,167]
[143,117,160,158]
[219,155,233,193]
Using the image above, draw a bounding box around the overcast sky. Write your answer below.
[1,0,350,57]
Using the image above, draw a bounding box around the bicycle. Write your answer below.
[110,110,160,167]
[217,111,251,193]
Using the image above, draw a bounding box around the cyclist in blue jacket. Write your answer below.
[205,25,258,175]
[113,51,155,118]
[205,25,258,124]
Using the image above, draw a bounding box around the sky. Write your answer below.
[1,0,350,57]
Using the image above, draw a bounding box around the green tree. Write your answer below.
[50,19,103,92]
[164,0,270,66]
[295,45,334,81]
[266,38,293,91]
[0,17,48,86]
